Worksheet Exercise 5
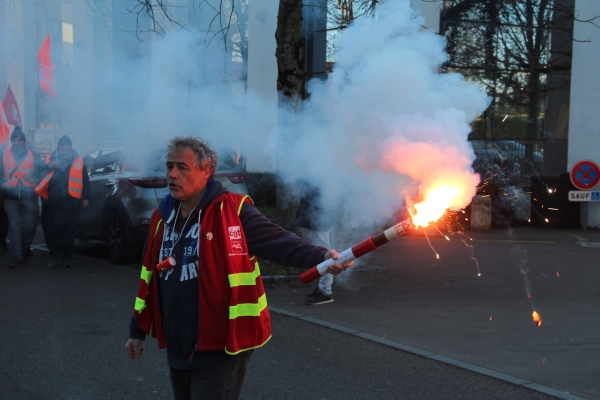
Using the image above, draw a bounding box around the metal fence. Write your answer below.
[470,139,568,186]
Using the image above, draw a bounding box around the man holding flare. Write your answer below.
[125,136,353,400]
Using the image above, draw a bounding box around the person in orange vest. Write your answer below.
[0,126,45,268]
[36,135,90,268]
[124,136,353,400]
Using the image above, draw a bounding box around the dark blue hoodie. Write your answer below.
[130,180,328,368]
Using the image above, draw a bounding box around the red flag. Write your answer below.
[3,85,22,127]
[0,101,10,144]
[38,35,56,97]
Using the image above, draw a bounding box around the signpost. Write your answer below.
[569,160,600,230]
[569,191,600,201]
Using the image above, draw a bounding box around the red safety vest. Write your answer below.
[3,147,36,187]
[35,155,84,199]
[134,193,271,355]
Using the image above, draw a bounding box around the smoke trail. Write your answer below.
[4,0,489,232]
[279,0,490,230]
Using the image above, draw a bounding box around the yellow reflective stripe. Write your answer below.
[229,293,267,319]
[154,219,163,237]
[237,195,251,215]
[135,297,146,312]
[220,201,224,212]
[140,265,152,284]
[225,335,272,355]
[228,261,261,287]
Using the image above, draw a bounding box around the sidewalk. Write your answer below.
[263,225,600,400]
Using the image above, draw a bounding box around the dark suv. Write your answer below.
[76,142,248,263]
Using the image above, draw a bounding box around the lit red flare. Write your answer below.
[300,218,414,284]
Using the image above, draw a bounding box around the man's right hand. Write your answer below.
[125,338,144,359]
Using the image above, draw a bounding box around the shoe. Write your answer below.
[63,258,72,268]
[9,258,24,269]
[48,255,59,268]
[305,291,334,305]
[306,287,319,298]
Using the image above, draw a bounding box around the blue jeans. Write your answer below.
[3,197,39,259]
[169,350,253,400]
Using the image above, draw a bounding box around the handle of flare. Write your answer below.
[156,256,176,273]
[300,248,356,284]
[299,217,414,285]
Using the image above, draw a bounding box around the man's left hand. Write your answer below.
[323,250,354,275]
[82,200,89,209]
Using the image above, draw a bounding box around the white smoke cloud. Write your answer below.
[4,0,489,233]
[279,0,490,230]
[101,0,489,232]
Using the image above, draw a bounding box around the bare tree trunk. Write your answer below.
[276,0,305,106]
[275,0,305,229]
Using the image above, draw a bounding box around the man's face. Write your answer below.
[58,142,72,155]
[11,137,25,152]
[166,148,211,201]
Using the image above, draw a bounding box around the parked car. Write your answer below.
[493,140,543,165]
[470,140,504,166]
[76,141,249,263]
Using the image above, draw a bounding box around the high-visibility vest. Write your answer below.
[134,193,271,355]
[3,148,36,187]
[35,155,84,199]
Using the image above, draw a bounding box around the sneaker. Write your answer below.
[9,258,24,269]
[48,255,59,268]
[306,287,319,298]
[305,291,334,305]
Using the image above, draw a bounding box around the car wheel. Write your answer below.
[106,212,136,264]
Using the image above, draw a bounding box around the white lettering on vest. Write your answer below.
[187,261,198,279]
[180,263,188,281]
[161,268,174,280]
[185,223,199,239]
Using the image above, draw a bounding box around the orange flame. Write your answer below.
[532,311,542,326]
[409,186,462,227]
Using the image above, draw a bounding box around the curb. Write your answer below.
[261,275,301,283]
[269,307,587,400]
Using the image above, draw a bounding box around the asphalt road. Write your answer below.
[0,249,554,400]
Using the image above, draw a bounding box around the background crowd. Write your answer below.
[1,126,90,269]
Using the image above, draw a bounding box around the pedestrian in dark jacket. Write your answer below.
[36,135,90,268]
[0,126,45,268]
[125,136,353,400]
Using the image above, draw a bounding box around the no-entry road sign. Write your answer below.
[570,160,600,190]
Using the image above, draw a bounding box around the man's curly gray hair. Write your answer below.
[166,136,219,179]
